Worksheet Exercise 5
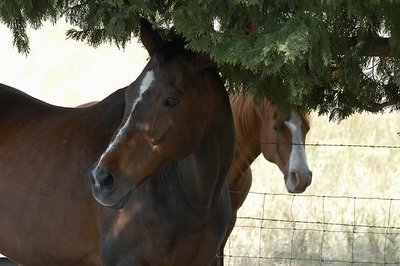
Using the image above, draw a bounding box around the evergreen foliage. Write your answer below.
[2,0,400,119]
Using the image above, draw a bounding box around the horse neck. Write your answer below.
[229,93,262,180]
[178,93,235,212]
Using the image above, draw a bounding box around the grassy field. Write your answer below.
[2,21,400,265]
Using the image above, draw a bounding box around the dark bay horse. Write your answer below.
[215,91,312,264]
[78,92,312,265]
[0,19,235,266]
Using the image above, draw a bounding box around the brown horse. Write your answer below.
[0,19,235,266]
[78,92,312,265]
[214,91,312,264]
[229,91,312,214]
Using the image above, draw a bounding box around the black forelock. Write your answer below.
[154,31,195,65]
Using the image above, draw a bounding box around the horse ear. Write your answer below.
[140,18,163,56]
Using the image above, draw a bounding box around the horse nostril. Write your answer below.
[290,171,299,186]
[100,172,115,191]
[92,168,116,192]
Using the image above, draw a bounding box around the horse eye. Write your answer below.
[273,125,283,134]
[165,97,179,107]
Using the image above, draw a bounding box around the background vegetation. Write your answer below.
[2,1,400,119]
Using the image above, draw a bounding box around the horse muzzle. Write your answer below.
[284,170,312,193]
[90,165,133,209]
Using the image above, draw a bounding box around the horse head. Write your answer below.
[90,19,232,208]
[257,102,312,193]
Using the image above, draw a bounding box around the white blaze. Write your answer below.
[284,111,310,176]
[93,70,155,187]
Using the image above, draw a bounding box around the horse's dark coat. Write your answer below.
[0,19,235,266]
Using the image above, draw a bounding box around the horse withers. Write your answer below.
[0,19,235,266]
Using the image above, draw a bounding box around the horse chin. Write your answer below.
[92,186,133,209]
[286,186,306,194]
[106,174,151,209]
[92,174,153,209]
[110,190,133,209]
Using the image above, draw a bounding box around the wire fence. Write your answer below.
[224,141,400,265]
[225,193,400,265]
[256,142,400,149]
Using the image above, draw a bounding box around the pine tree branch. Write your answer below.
[61,1,90,17]
[366,100,397,112]
[339,37,392,57]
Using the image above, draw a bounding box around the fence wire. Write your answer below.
[224,141,400,265]
[243,141,400,149]
[224,192,400,265]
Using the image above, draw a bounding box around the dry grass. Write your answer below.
[2,21,400,265]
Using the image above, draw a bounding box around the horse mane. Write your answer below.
[230,91,311,140]
[230,91,262,142]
